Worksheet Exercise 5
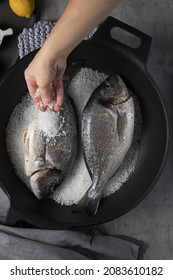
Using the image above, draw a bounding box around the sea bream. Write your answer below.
[23,96,78,199]
[74,74,135,216]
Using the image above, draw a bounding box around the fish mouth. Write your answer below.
[30,168,63,199]
[30,168,51,178]
[98,95,131,108]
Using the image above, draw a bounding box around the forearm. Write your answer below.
[41,0,122,60]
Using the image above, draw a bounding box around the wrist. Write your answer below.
[36,37,68,73]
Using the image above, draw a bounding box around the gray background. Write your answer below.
[1,0,172,260]
[38,0,173,260]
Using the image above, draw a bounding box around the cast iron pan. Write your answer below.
[0,17,168,229]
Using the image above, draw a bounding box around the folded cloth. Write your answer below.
[0,224,146,260]
[18,21,56,58]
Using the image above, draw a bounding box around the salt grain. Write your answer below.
[34,86,56,110]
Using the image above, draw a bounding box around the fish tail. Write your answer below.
[72,192,90,214]
[86,196,100,217]
[72,186,101,217]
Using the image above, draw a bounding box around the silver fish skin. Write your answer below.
[24,96,78,199]
[74,74,135,216]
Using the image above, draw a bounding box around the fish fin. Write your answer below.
[72,192,90,213]
[86,196,100,217]
[72,192,90,214]
[72,192,101,217]
[117,110,128,145]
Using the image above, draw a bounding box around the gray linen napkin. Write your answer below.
[0,224,146,259]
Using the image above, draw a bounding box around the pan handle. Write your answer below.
[5,204,24,226]
[93,17,152,65]
[0,183,24,226]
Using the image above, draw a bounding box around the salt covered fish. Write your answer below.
[74,74,135,216]
[24,96,78,199]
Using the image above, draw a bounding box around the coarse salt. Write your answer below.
[6,68,143,205]
[37,109,67,139]
[34,87,56,110]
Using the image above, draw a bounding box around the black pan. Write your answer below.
[0,17,168,229]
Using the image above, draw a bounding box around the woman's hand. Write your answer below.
[25,49,67,112]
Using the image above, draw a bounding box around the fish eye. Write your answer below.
[105,83,111,89]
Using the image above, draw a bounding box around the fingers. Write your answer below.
[53,77,64,111]
[26,78,64,112]
[39,85,54,106]
[25,76,46,112]
[37,84,55,112]
[24,59,66,112]
[25,71,55,112]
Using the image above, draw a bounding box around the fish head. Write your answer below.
[98,74,130,106]
[23,121,63,199]
[30,167,63,199]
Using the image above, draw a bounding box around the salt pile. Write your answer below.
[33,87,67,139]
[37,109,67,139]
[6,68,142,205]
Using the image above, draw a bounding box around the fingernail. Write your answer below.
[37,101,46,112]
[55,98,64,110]
[39,106,46,112]
[54,104,60,111]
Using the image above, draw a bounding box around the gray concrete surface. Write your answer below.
[37,0,173,260]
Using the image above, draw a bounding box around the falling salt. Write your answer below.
[33,87,66,139]
[34,86,56,110]
[6,68,143,206]
[37,109,67,139]
[34,88,40,99]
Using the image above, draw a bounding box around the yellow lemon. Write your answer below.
[9,0,35,18]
